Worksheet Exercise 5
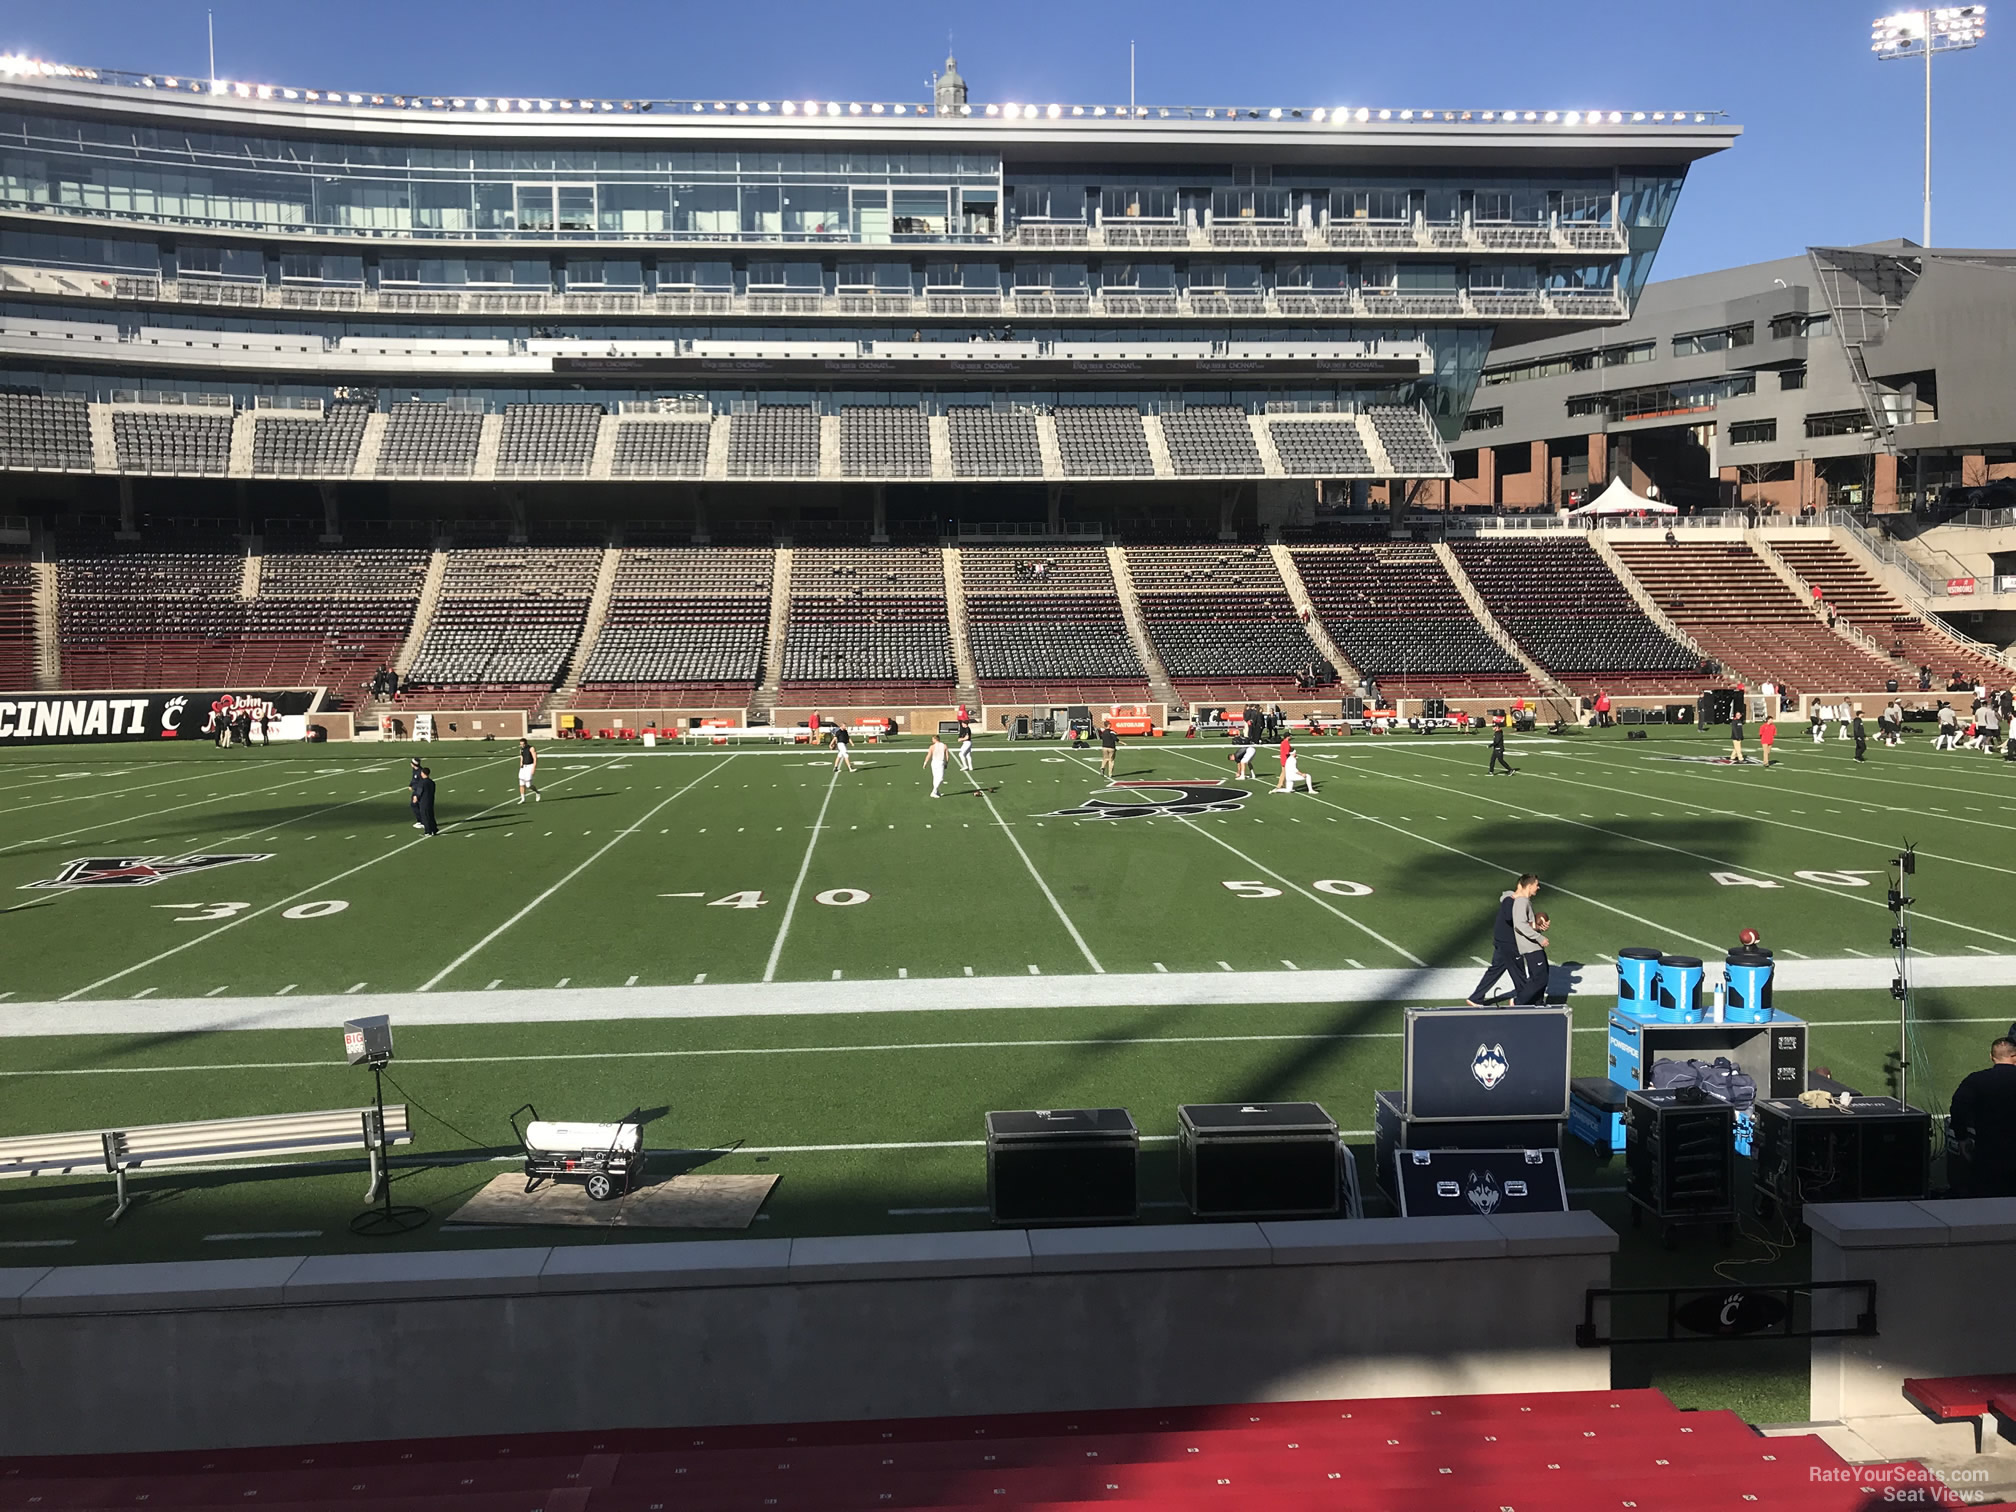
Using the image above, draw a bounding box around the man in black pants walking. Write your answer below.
[411,765,438,836]
[1852,704,1868,763]
[1487,715,1515,775]
[1467,873,1538,1005]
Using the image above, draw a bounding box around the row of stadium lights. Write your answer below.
[0,56,1713,126]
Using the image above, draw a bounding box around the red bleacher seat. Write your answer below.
[1904,1373,2016,1422]
[0,1388,1966,1511]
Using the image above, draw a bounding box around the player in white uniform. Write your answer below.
[1270,740,1315,794]
[923,733,947,797]
[517,739,541,803]
[1231,739,1256,778]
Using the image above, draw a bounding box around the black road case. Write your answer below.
[1751,1097,1930,1221]
[1624,1089,1737,1241]
[1393,1147,1567,1217]
[1373,1089,1563,1208]
[985,1108,1139,1226]
[1403,1006,1572,1121]
[1177,1102,1340,1219]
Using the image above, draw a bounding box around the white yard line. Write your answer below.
[762,761,838,984]
[7,953,2015,1036]
[421,755,733,992]
[978,787,1105,974]
[56,757,620,1002]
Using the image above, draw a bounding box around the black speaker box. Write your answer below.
[1624,1090,1736,1222]
[1177,1103,1339,1218]
[986,1109,1139,1225]
[1751,1097,1930,1217]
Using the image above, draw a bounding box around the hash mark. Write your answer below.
[1345,958,1364,969]
[345,982,366,993]
[1153,962,1167,973]
[206,985,230,997]
[963,966,974,977]
[1281,960,1299,970]
[485,979,502,990]
[694,973,707,984]
[625,975,638,986]
[1028,965,1041,975]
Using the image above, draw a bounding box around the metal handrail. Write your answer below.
[1822,512,2016,671]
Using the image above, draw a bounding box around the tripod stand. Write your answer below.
[349,1058,430,1237]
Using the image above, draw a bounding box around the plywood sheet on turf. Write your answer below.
[448,1172,777,1230]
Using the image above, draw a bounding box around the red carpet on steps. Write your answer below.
[0,1389,1969,1510]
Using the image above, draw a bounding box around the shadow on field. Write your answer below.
[1187,814,1784,1105]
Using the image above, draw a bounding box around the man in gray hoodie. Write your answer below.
[1511,887,1550,1005]
[1467,874,1539,1007]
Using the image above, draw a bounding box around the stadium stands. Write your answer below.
[610,417,710,478]
[948,407,1043,478]
[402,548,600,711]
[1368,405,1450,473]
[1269,418,1373,477]
[494,403,603,479]
[1129,545,1331,697]
[1292,544,1534,697]
[1772,538,2012,689]
[0,558,36,687]
[56,548,424,705]
[840,406,931,478]
[249,402,369,477]
[575,547,772,708]
[727,405,820,478]
[1611,540,1901,696]
[962,546,1149,701]
[110,408,231,475]
[0,1389,1951,1511]
[377,402,483,478]
[0,393,92,471]
[1160,406,1264,475]
[780,547,956,702]
[1053,405,1154,476]
[1451,537,1698,694]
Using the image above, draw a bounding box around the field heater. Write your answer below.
[509,1104,646,1201]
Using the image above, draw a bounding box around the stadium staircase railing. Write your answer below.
[0,1105,411,1225]
[1587,532,1707,663]
[1745,531,1899,667]
[1432,541,1572,699]
[1106,545,1178,710]
[536,546,622,726]
[1269,542,1361,688]
[31,559,59,689]
[939,545,981,708]
[752,546,792,722]
[1821,515,2016,673]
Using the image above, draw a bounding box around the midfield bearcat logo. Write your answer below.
[22,854,274,890]
[1043,780,1250,821]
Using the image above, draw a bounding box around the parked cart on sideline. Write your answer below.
[509,1104,646,1201]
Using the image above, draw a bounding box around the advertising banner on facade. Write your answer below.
[1947,577,1977,596]
[0,690,318,746]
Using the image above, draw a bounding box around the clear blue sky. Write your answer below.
[2,0,2009,281]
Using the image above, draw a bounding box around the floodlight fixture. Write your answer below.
[1873,7,1987,246]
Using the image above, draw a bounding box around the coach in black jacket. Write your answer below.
[411,767,438,837]
[1952,1039,2016,1197]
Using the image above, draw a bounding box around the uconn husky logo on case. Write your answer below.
[1465,1168,1503,1215]
[1043,780,1249,821]
[1471,1042,1510,1090]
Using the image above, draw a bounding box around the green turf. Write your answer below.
[1,725,2011,1426]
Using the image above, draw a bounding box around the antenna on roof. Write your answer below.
[207,8,216,85]
[1130,41,1136,113]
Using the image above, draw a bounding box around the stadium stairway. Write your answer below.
[31,559,58,689]
[1106,544,1178,710]
[1432,541,1571,697]
[1588,531,1707,663]
[390,550,450,687]
[1772,534,2015,685]
[940,545,982,711]
[535,546,622,728]
[352,411,388,478]
[0,1390,1966,1511]
[751,546,792,723]
[1746,532,1909,672]
[1270,543,1361,688]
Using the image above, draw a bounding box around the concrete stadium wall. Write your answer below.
[375,709,527,740]
[1809,1199,2016,1423]
[0,1213,1615,1456]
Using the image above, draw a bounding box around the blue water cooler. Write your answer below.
[1616,948,1663,1018]
[1655,955,1704,1022]
[1723,949,1775,1023]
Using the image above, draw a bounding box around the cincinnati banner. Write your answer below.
[0,690,318,746]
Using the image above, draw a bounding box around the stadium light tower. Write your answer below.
[1871,7,1987,248]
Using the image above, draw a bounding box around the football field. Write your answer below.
[1,726,2013,1001]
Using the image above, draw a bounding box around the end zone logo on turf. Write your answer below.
[1043,781,1250,821]
[21,854,273,889]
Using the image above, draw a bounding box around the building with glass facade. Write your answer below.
[0,53,1736,540]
